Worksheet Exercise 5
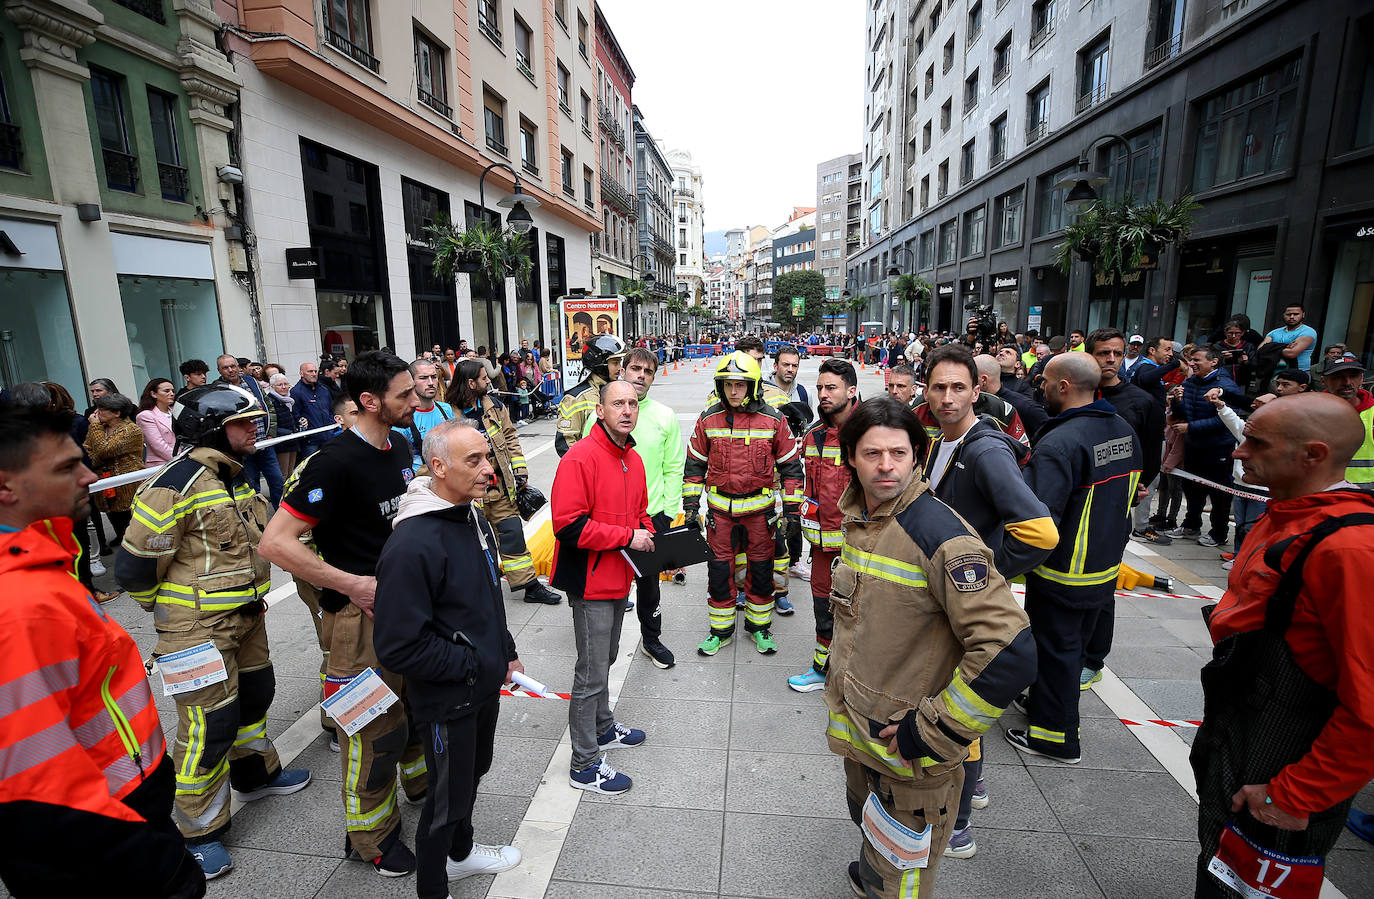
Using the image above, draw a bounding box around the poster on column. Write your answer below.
[558,295,623,385]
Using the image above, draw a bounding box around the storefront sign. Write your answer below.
[1355,224,1374,239]
[286,247,321,280]
[1027,305,1042,331]
[936,282,954,298]
[992,272,1019,291]
[961,277,982,296]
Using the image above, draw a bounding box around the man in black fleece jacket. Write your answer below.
[374,418,523,898]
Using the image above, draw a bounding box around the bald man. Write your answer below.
[1193,393,1374,897]
[1006,352,1143,765]
[976,354,1046,441]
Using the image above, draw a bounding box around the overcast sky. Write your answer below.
[595,0,865,233]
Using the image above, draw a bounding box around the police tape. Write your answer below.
[1166,467,1270,503]
[86,424,338,493]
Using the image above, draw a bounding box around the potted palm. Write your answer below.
[1052,194,1201,280]
[428,218,532,286]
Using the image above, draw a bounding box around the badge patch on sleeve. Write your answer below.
[307,488,323,504]
[945,554,989,593]
[144,535,174,552]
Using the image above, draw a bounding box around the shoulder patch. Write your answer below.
[144,534,174,552]
[307,488,324,504]
[944,553,989,592]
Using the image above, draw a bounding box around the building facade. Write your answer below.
[633,104,674,335]
[591,1,636,303]
[850,0,1374,360]
[816,153,862,301]
[0,0,246,396]
[665,144,705,307]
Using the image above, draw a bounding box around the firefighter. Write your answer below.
[683,351,804,655]
[555,334,625,457]
[448,359,561,604]
[788,358,859,693]
[115,384,311,880]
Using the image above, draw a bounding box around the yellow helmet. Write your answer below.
[714,351,762,405]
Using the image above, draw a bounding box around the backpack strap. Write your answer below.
[1260,506,1374,634]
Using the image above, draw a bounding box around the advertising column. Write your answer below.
[558,295,623,384]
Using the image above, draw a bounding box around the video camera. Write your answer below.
[964,301,997,345]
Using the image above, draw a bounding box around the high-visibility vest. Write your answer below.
[1349,404,1374,484]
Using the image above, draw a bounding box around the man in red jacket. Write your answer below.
[1193,392,1374,898]
[551,380,655,795]
[0,403,204,898]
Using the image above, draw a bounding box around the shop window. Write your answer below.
[91,70,137,193]
[1192,55,1303,191]
[0,264,83,392]
[117,270,224,387]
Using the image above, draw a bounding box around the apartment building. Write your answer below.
[0,0,246,393]
[665,145,705,305]
[221,0,601,372]
[633,104,675,334]
[816,153,862,300]
[591,2,637,301]
[851,0,1374,359]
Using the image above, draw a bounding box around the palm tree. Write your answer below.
[891,274,933,333]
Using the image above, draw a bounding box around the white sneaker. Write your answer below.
[90,558,107,576]
[446,843,521,880]
[789,561,811,580]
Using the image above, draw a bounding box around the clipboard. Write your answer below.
[621,525,713,576]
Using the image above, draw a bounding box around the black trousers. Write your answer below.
[415,695,499,899]
[1024,581,1109,759]
[1181,445,1233,543]
[631,512,672,642]
[1084,598,1114,672]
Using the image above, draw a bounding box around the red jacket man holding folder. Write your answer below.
[551,380,654,795]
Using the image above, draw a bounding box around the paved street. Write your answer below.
[86,358,1373,899]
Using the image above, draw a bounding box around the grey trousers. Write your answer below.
[568,595,626,770]
[1131,473,1160,529]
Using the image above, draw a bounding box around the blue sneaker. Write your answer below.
[774,595,795,615]
[233,767,312,802]
[597,721,646,749]
[787,668,826,693]
[569,756,632,794]
[191,840,233,880]
[735,590,746,609]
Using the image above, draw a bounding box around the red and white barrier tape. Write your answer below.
[1120,718,1202,728]
[1166,467,1270,503]
[1009,583,1215,603]
[87,424,338,493]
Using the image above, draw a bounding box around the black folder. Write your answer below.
[622,525,714,576]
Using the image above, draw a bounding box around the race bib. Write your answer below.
[321,668,400,737]
[859,791,931,871]
[1207,823,1324,899]
[157,642,228,696]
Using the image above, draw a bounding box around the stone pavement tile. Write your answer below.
[718,811,858,898]
[202,847,340,899]
[1012,718,1165,772]
[723,749,849,819]
[582,745,728,811]
[1071,833,1199,899]
[269,674,325,719]
[729,698,830,756]
[654,628,740,662]
[1078,689,1115,719]
[552,804,723,893]
[511,654,580,692]
[1109,597,1149,618]
[732,663,824,705]
[968,763,1058,832]
[732,631,818,668]
[503,599,541,629]
[1096,644,1208,679]
[545,883,714,899]
[1117,595,1213,621]
[934,829,1103,899]
[1329,848,1374,897]
[291,731,343,782]
[1158,614,1214,647]
[223,774,354,857]
[1027,768,1197,839]
[497,693,570,740]
[513,624,578,657]
[619,657,734,701]
[1119,678,1205,720]
[481,736,560,799]
[1105,616,1189,647]
[610,696,732,750]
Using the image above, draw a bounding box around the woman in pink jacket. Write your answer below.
[135,377,177,465]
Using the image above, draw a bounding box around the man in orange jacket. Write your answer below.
[0,402,204,898]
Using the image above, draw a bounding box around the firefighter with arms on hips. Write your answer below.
[827,396,1036,899]
[555,334,625,457]
[683,351,804,656]
[445,359,561,604]
[788,358,859,693]
[115,384,311,881]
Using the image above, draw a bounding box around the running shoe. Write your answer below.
[191,841,233,880]
[597,722,646,749]
[944,825,977,858]
[697,633,732,656]
[569,757,632,794]
[787,668,826,693]
[446,843,521,880]
[1079,668,1103,691]
[752,630,778,654]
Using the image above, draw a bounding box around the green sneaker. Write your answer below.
[697,633,732,656]
[752,630,778,654]
[1079,667,1103,691]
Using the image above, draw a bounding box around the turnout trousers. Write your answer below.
[153,600,281,843]
[295,577,331,730]
[322,604,429,859]
[705,510,775,636]
[482,491,537,589]
[808,547,839,673]
[845,758,960,898]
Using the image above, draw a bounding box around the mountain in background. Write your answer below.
[704,230,727,256]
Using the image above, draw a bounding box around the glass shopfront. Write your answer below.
[1087,267,1147,337]
[991,270,1020,327]
[935,281,954,331]
[515,226,543,351]
[0,218,83,393]
[1324,232,1374,368]
[403,177,458,355]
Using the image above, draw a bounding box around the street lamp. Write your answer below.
[627,251,655,338]
[886,246,919,332]
[477,161,541,234]
[1054,133,1130,212]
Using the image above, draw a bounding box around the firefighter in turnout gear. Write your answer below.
[684,351,804,656]
[555,333,625,457]
[447,359,562,604]
[789,358,859,693]
[826,396,1037,899]
[115,384,311,880]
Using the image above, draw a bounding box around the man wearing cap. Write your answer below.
[1120,335,1147,380]
[1321,353,1373,485]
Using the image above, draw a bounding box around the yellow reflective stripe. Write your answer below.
[900,867,920,899]
[509,454,527,467]
[841,544,927,588]
[826,711,914,777]
[399,756,427,779]
[703,428,777,441]
[1071,485,1094,575]
[705,492,774,514]
[687,445,708,462]
[500,555,534,572]
[805,446,842,458]
[1029,725,1067,744]
[683,482,704,495]
[346,789,396,830]
[782,491,805,503]
[939,669,1002,734]
[131,489,238,535]
[152,580,270,609]
[99,667,140,761]
[233,717,268,748]
[1031,564,1120,586]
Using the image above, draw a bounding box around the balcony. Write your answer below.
[990,147,1006,168]
[1144,33,1183,69]
[674,186,695,199]
[114,0,165,23]
[993,61,1010,86]
[598,102,625,146]
[1029,21,1053,51]
[102,148,139,192]
[1075,81,1108,115]
[559,98,573,120]
[651,232,674,257]
[562,181,575,199]
[419,87,452,119]
[521,158,539,177]
[516,53,535,84]
[157,161,188,202]
[478,15,502,48]
[486,134,508,156]
[1025,120,1048,144]
[325,27,379,72]
[600,168,635,215]
[937,184,948,200]
[0,122,22,170]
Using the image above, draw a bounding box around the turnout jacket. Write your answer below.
[800,419,847,550]
[825,477,1037,782]
[1023,399,1142,602]
[116,447,271,616]
[554,373,609,456]
[375,479,518,722]
[922,416,1058,578]
[683,398,804,517]
[461,394,527,503]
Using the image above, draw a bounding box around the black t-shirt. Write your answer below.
[281,428,414,613]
